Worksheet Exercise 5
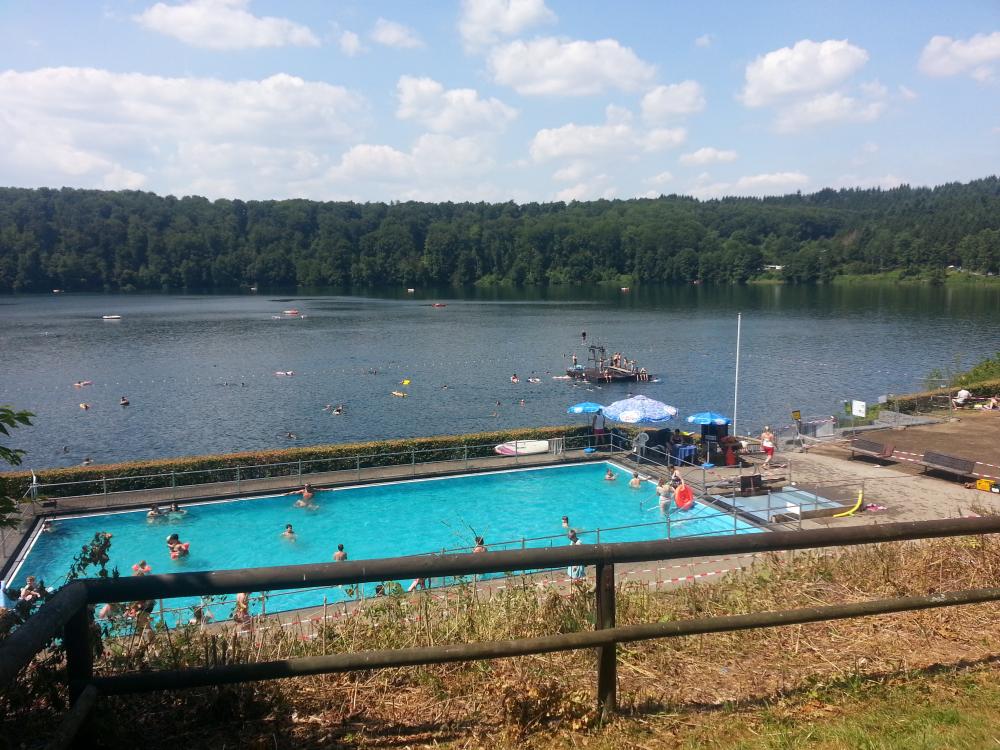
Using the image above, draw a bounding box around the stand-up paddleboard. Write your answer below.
[494,439,549,456]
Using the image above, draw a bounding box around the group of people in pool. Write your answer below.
[604,466,691,511]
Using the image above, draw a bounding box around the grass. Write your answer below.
[7,537,1000,748]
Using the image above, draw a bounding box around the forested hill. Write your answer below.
[0,178,998,292]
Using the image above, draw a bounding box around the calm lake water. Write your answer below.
[1,285,997,471]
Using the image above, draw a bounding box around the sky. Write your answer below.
[0,0,998,203]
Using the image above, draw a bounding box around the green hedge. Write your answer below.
[0,425,591,499]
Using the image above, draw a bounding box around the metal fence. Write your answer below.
[18,433,600,509]
[6,516,1000,748]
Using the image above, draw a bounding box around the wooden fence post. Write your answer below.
[64,606,93,705]
[594,561,617,716]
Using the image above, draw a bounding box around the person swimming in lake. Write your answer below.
[119,396,129,406]
[510,374,519,383]
[604,468,617,481]
[628,471,642,489]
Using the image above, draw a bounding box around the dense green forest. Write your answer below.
[0,178,998,292]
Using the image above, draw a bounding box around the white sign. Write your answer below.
[851,400,867,418]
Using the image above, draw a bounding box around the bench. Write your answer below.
[850,438,895,461]
[921,451,977,480]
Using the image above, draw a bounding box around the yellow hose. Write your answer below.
[834,489,864,518]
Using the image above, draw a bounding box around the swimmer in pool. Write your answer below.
[292,484,317,508]
[282,524,296,540]
[561,515,570,529]
[604,468,617,481]
[168,502,186,516]
[166,533,190,558]
[628,471,642,489]
[147,504,163,520]
[472,537,487,553]
[333,543,347,561]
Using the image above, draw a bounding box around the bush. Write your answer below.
[0,425,590,499]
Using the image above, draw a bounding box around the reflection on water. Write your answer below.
[0,284,997,469]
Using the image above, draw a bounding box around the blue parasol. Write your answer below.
[567,402,604,414]
[686,411,732,426]
[602,395,678,424]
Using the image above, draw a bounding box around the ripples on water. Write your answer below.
[0,284,997,469]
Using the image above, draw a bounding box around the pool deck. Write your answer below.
[8,425,1000,617]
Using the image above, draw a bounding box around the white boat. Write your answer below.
[494,439,550,456]
[101,315,121,320]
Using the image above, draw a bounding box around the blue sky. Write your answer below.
[0,0,998,202]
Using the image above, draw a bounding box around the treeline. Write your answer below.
[0,178,998,292]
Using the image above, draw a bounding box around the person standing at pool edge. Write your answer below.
[333,544,347,561]
[760,426,776,467]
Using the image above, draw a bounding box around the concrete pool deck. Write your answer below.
[7,427,1000,605]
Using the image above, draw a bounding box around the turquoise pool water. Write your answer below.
[7,462,760,622]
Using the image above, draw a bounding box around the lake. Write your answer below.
[1,284,997,471]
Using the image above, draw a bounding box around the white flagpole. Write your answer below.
[733,313,741,435]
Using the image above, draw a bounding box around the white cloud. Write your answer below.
[898,84,918,100]
[530,119,684,161]
[396,76,517,134]
[641,81,706,122]
[831,173,906,190]
[552,162,588,182]
[555,175,616,202]
[919,32,1000,79]
[371,18,423,49]
[459,0,556,50]
[740,39,869,106]
[531,122,632,161]
[0,67,368,198]
[774,91,886,133]
[325,133,502,201]
[134,0,318,50]
[338,30,363,57]
[690,171,808,199]
[679,147,737,165]
[643,128,687,151]
[489,37,655,95]
[645,170,673,186]
[695,34,713,48]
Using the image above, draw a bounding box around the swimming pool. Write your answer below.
[7,462,761,623]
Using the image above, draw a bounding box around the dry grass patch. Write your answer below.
[4,536,1000,748]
